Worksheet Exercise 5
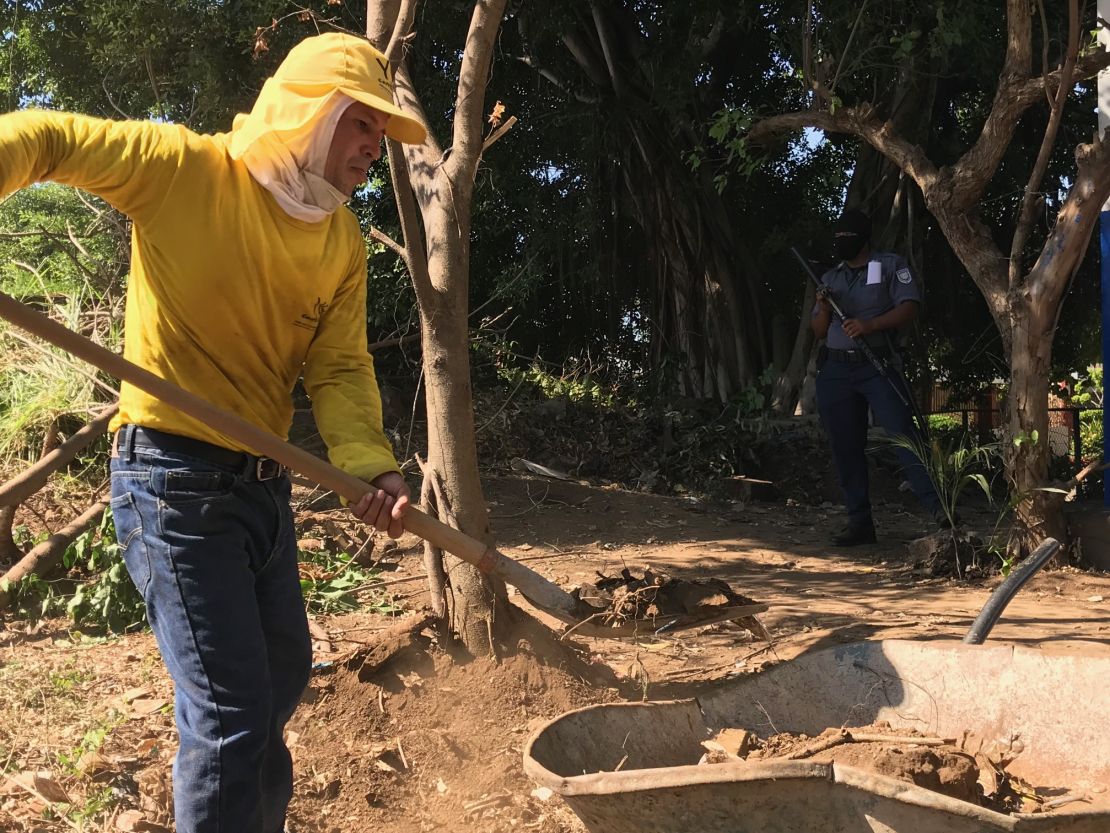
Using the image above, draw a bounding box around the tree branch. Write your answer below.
[693,11,725,59]
[1028,134,1110,310]
[481,114,517,152]
[449,0,510,181]
[369,3,443,176]
[384,0,418,65]
[515,54,602,104]
[368,225,406,260]
[946,0,1033,207]
[386,138,435,304]
[561,27,611,89]
[1009,0,1078,287]
[368,332,420,353]
[589,1,627,98]
[747,107,940,193]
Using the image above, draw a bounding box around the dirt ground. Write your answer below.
[3,473,1110,832]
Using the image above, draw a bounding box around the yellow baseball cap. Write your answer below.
[229,32,426,158]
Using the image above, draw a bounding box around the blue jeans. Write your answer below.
[816,358,941,526]
[110,428,310,833]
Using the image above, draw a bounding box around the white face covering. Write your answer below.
[239,92,354,223]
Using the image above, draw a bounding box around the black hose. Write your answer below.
[962,537,1062,645]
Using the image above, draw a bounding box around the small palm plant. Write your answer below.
[881,430,999,577]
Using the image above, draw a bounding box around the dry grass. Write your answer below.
[0,624,174,832]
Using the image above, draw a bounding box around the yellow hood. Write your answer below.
[229,32,426,160]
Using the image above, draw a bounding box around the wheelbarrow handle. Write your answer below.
[0,291,583,618]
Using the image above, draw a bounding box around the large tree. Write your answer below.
[367,0,512,653]
[749,0,1110,551]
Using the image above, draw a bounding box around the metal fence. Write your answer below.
[927,406,1092,462]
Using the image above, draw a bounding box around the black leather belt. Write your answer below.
[113,424,286,481]
[827,346,893,363]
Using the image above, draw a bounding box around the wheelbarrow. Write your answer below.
[524,540,1110,832]
[0,292,766,640]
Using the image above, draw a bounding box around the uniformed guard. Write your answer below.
[811,209,943,545]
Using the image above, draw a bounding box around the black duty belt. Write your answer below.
[826,346,894,363]
[113,424,286,481]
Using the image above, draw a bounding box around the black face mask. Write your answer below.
[834,234,865,261]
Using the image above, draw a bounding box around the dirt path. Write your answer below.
[2,474,1108,832]
[487,475,1110,661]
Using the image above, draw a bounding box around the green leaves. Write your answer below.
[62,510,146,633]
[298,546,402,616]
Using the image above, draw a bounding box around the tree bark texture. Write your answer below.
[771,280,815,416]
[369,0,511,653]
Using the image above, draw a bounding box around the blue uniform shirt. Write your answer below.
[813,252,921,350]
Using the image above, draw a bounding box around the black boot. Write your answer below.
[832,522,877,546]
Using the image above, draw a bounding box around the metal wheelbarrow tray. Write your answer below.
[524,639,1110,832]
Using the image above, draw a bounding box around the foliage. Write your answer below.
[927,412,964,437]
[298,545,402,616]
[1064,364,1103,463]
[63,509,146,632]
[5,508,146,632]
[0,184,123,466]
[884,431,1000,576]
[731,366,779,417]
[0,184,127,297]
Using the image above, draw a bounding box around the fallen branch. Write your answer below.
[0,498,108,611]
[0,405,117,507]
[782,731,851,760]
[848,733,952,746]
[779,730,953,760]
[2,773,81,831]
[340,613,435,680]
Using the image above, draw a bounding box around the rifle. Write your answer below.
[791,246,930,440]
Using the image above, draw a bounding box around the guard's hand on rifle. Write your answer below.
[815,286,831,312]
[842,317,874,339]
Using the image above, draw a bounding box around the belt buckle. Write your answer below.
[255,457,284,481]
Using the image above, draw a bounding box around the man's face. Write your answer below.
[324,101,389,197]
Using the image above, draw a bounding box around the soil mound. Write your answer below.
[287,618,616,833]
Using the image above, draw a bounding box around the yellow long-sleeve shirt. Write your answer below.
[0,109,399,481]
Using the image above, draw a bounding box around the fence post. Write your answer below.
[1073,407,1083,463]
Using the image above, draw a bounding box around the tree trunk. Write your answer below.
[419,288,509,651]
[368,0,511,654]
[771,280,815,415]
[1005,300,1067,549]
[0,505,21,565]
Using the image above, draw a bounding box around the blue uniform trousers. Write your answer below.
[816,358,940,527]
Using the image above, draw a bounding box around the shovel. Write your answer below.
[0,292,767,638]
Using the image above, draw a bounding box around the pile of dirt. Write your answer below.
[704,723,1054,814]
[285,616,617,833]
[575,569,764,629]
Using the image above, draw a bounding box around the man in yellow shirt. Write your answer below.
[0,33,425,832]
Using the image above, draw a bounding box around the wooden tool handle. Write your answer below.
[0,293,487,565]
[0,291,584,618]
